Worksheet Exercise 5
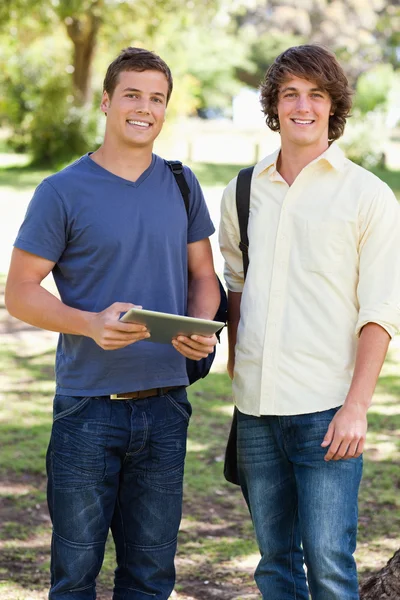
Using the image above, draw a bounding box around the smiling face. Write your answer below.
[101,69,169,151]
[276,75,333,154]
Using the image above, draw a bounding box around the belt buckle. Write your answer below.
[110,393,131,400]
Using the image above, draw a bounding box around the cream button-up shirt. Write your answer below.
[219,143,400,416]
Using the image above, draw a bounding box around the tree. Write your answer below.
[1,0,244,163]
[233,0,400,87]
[360,548,400,600]
[1,0,221,105]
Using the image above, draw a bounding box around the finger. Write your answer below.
[106,321,149,334]
[324,434,342,461]
[101,335,150,350]
[332,440,351,461]
[110,302,142,312]
[354,438,365,458]
[190,334,217,345]
[321,422,334,448]
[171,340,210,359]
[177,336,215,351]
[344,439,360,459]
[101,331,150,344]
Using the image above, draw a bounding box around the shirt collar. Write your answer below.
[253,142,346,180]
[318,142,346,171]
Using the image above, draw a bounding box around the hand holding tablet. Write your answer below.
[119,308,225,345]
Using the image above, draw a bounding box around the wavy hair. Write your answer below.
[260,45,352,141]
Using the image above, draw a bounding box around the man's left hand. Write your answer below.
[321,403,368,461]
[172,334,217,360]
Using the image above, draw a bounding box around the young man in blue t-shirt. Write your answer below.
[5,47,220,600]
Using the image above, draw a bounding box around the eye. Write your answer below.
[126,93,138,99]
[151,97,163,103]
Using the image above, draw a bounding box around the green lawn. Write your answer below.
[0,158,399,599]
[0,157,399,199]
[0,321,399,599]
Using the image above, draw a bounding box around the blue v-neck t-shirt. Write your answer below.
[14,153,215,395]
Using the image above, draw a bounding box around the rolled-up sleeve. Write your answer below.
[219,178,245,292]
[356,183,400,338]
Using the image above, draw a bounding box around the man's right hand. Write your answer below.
[88,302,150,350]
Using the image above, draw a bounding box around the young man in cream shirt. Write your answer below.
[219,44,400,600]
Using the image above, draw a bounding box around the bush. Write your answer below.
[0,34,100,166]
[340,109,389,168]
[28,79,100,166]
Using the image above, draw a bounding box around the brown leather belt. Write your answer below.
[110,386,180,400]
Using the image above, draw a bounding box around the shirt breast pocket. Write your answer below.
[301,221,345,273]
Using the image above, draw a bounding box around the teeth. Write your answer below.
[127,120,150,127]
[293,119,313,124]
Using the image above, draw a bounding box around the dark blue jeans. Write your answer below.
[237,407,363,600]
[46,387,191,599]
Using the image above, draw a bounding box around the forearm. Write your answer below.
[187,274,220,320]
[227,290,242,377]
[5,281,94,336]
[345,322,391,411]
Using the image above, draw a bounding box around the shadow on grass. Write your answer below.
[0,165,53,190]
[1,334,399,595]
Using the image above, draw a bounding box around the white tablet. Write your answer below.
[119,308,225,345]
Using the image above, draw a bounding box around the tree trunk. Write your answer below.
[360,549,400,599]
[64,3,103,105]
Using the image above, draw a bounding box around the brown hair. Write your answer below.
[260,45,352,141]
[103,47,173,104]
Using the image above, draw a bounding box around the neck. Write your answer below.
[278,141,329,186]
[91,140,153,182]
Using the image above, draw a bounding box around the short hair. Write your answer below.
[260,45,352,141]
[103,47,173,104]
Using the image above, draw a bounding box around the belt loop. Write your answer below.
[158,388,164,396]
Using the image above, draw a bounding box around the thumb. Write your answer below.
[321,422,334,447]
[111,302,142,314]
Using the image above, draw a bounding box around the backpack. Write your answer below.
[166,160,228,385]
[223,165,254,485]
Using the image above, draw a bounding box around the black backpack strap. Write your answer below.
[165,160,191,216]
[223,165,254,487]
[236,166,254,279]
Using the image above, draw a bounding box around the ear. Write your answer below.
[100,91,110,116]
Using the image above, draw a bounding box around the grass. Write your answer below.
[0,157,399,598]
[0,164,53,190]
[0,152,399,198]
[0,316,399,598]
[370,166,400,199]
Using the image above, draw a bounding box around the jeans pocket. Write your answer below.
[165,389,192,422]
[50,395,109,490]
[53,395,91,422]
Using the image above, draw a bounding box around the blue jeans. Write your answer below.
[237,407,363,600]
[46,387,191,599]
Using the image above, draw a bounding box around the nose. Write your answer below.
[136,97,150,115]
[296,95,311,112]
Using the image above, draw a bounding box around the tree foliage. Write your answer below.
[234,0,400,87]
[0,0,244,163]
[1,0,399,165]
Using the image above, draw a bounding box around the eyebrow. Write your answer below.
[280,86,325,94]
[122,87,166,99]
